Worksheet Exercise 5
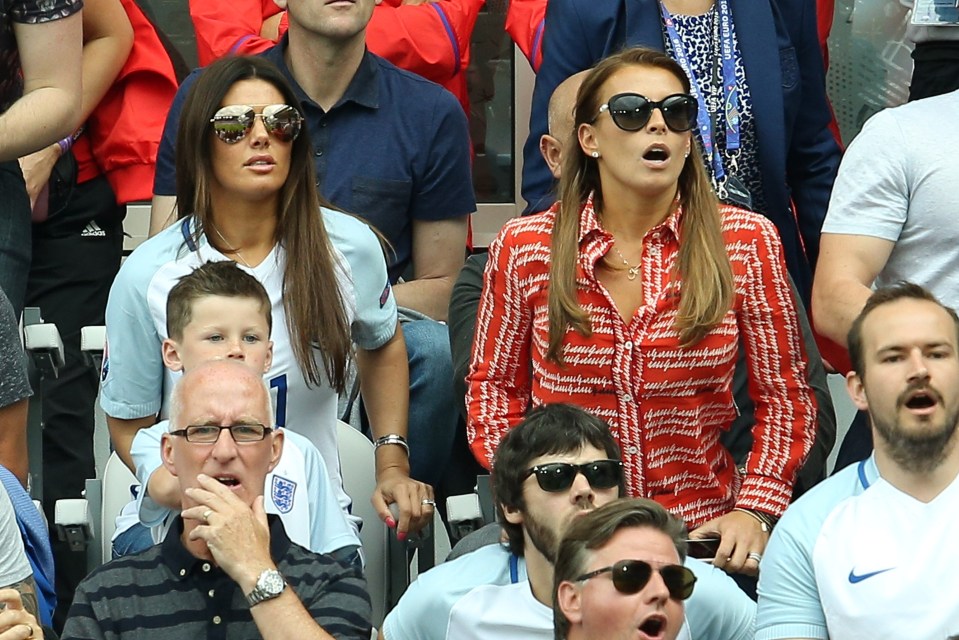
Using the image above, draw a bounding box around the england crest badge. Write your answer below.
[271,476,297,514]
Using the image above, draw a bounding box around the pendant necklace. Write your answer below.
[611,244,641,281]
[210,223,253,270]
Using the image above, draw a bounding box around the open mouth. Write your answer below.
[638,614,667,639]
[214,476,240,487]
[902,388,938,411]
[642,145,670,164]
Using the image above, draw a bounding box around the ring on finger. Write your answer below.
[420,499,436,507]
[22,623,34,638]
[747,552,763,563]
[202,509,213,523]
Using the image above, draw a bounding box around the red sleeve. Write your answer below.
[465,224,534,469]
[189,0,282,65]
[734,213,817,517]
[367,0,482,86]
[505,0,546,71]
[82,0,179,203]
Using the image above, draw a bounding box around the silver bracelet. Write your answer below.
[374,434,410,457]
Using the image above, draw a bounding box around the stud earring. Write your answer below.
[591,151,600,158]
[684,150,690,159]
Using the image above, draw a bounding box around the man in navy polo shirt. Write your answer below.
[146,0,476,491]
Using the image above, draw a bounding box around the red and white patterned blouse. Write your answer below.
[467,195,815,528]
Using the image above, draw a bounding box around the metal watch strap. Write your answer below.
[246,569,286,607]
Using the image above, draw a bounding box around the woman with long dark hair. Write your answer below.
[103,55,433,539]
[468,47,815,576]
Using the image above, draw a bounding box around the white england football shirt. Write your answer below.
[101,209,397,521]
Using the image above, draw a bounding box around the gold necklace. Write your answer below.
[210,223,253,269]
[610,244,641,281]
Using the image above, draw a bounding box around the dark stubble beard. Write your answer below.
[524,496,596,563]
[871,403,959,474]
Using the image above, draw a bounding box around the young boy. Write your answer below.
[119,261,360,562]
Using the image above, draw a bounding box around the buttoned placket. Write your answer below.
[582,209,680,498]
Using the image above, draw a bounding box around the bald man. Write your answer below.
[65,362,372,640]
[449,71,587,415]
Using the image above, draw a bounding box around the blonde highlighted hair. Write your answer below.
[546,47,734,363]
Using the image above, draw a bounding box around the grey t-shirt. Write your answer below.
[821,88,959,308]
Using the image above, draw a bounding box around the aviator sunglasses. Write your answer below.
[524,459,623,492]
[577,559,697,600]
[594,93,698,133]
[210,104,304,144]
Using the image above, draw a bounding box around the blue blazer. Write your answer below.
[521,0,841,301]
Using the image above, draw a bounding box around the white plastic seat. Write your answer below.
[336,420,388,627]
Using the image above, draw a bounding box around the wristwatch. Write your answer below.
[246,569,286,607]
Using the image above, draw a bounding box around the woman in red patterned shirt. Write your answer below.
[467,47,816,577]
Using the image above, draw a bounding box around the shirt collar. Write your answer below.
[576,191,684,245]
[264,38,380,112]
[162,514,291,582]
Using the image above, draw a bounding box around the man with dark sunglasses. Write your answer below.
[63,361,373,639]
[554,498,696,640]
[380,403,754,640]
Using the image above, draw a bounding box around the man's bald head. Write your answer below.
[547,70,590,138]
[542,70,590,180]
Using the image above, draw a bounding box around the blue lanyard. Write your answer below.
[659,0,740,181]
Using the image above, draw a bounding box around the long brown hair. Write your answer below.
[175,56,352,392]
[547,47,734,363]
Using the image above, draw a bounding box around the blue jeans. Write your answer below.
[403,318,457,487]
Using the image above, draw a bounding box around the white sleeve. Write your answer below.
[131,422,173,527]
[100,249,166,420]
[755,512,828,640]
[0,489,32,587]
[820,108,910,243]
[322,208,399,351]
[684,557,755,640]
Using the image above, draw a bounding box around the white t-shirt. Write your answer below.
[101,209,397,519]
[757,455,959,639]
[383,542,754,640]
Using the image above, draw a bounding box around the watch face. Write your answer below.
[259,571,285,595]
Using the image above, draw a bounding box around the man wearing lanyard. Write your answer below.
[379,404,755,640]
[758,282,959,639]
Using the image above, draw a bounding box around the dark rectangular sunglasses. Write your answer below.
[210,103,304,144]
[576,559,697,600]
[524,459,623,492]
[595,92,698,133]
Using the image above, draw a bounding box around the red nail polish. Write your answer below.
[397,531,407,542]
[386,517,396,529]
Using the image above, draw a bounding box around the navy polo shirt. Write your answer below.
[154,39,475,283]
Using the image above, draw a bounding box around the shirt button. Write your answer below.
[201,563,211,572]
[208,590,215,598]
[624,341,633,350]
[213,616,222,625]
[623,394,633,403]
[315,150,324,157]
[627,446,638,455]
[179,569,186,577]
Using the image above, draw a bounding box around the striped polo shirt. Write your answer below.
[63,516,372,639]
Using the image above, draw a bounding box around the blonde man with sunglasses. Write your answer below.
[554,498,696,640]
